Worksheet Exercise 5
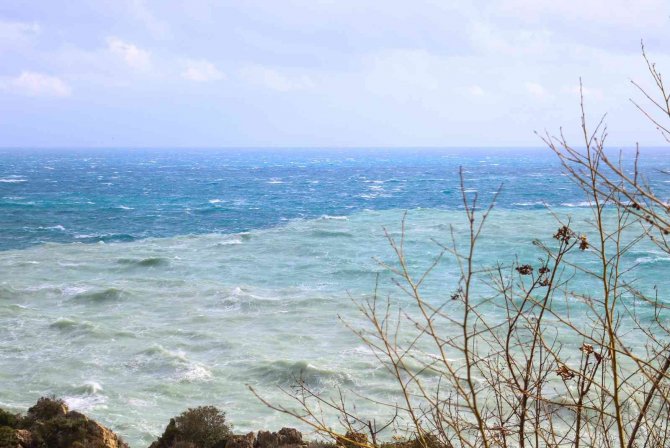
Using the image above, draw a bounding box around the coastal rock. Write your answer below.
[27,397,68,420]
[227,432,256,448]
[0,397,128,448]
[335,432,368,448]
[15,430,32,448]
[256,427,304,448]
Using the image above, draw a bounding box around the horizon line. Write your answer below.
[2,145,670,150]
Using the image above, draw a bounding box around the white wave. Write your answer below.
[62,286,89,296]
[319,215,348,221]
[179,364,213,382]
[63,381,107,411]
[41,225,66,231]
[208,199,224,204]
[267,178,284,184]
[635,256,670,264]
[215,238,242,246]
[63,394,107,411]
[0,178,27,183]
[512,201,546,207]
[81,380,104,394]
[560,201,592,207]
[116,205,134,210]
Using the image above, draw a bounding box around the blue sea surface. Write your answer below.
[1,147,669,446]
[3,147,657,251]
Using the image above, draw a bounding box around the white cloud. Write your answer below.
[0,71,71,97]
[363,49,443,101]
[240,66,314,92]
[469,21,554,58]
[0,20,41,53]
[497,0,670,28]
[526,82,550,99]
[562,84,605,100]
[469,85,485,96]
[182,59,225,82]
[128,0,169,38]
[106,36,151,70]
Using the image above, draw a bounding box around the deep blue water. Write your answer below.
[2,147,670,446]
[3,147,668,251]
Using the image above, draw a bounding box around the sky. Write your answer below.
[1,0,670,148]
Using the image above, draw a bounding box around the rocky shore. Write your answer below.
[0,398,320,448]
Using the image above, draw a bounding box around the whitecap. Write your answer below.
[63,394,107,411]
[318,215,348,221]
[0,178,27,183]
[635,256,670,265]
[179,364,213,382]
[40,225,66,231]
[560,201,592,207]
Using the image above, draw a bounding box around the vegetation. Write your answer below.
[251,46,670,448]
[150,406,231,448]
[0,396,129,448]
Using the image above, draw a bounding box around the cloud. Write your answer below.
[182,59,225,82]
[562,84,604,100]
[469,85,485,96]
[0,20,41,53]
[128,0,169,38]
[106,37,151,70]
[363,49,443,100]
[526,82,550,99]
[496,0,670,28]
[0,71,71,97]
[240,66,314,92]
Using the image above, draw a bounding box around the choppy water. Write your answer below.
[1,148,669,446]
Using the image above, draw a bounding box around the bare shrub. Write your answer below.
[252,44,670,448]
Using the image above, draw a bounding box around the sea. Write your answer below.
[1,148,669,446]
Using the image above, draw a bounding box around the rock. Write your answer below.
[277,428,303,445]
[27,397,68,420]
[256,430,277,448]
[149,418,179,448]
[2,397,128,448]
[336,432,368,448]
[227,432,256,448]
[15,430,32,448]
[256,428,304,448]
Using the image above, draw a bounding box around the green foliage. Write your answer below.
[0,409,20,429]
[173,406,232,448]
[151,406,232,448]
[30,415,89,448]
[27,396,67,421]
[0,426,18,448]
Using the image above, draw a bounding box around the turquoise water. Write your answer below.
[1,148,669,445]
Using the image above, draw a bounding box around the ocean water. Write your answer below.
[1,148,669,446]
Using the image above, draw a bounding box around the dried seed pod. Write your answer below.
[516,264,533,275]
[556,365,575,380]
